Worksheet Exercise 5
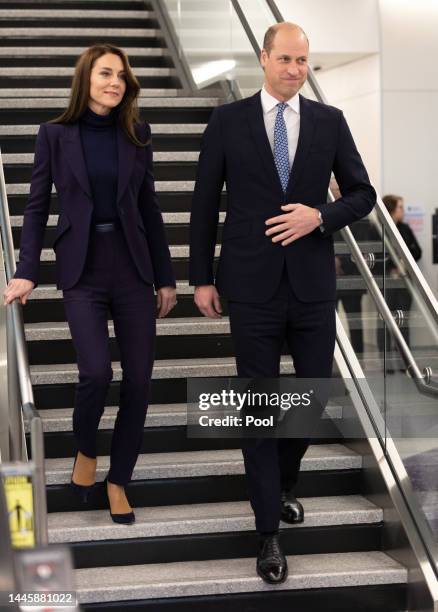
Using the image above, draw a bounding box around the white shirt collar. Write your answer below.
[260,85,300,115]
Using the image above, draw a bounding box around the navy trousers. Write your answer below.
[62,225,156,485]
[227,266,336,533]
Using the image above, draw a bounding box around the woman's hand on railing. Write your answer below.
[156,286,177,318]
[3,278,35,305]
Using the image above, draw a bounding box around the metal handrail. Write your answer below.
[334,317,438,595]
[0,149,48,545]
[334,195,438,397]
[259,0,438,397]
[230,0,261,57]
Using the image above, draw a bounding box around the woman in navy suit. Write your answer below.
[4,44,177,524]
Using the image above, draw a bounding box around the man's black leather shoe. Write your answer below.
[256,534,288,584]
[281,489,304,523]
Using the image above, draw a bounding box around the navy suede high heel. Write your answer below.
[104,476,135,525]
[69,452,96,503]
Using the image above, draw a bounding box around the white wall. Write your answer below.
[275,0,379,54]
[379,0,438,295]
[316,54,381,189]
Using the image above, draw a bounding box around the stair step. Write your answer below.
[0,88,182,98]
[12,211,208,224]
[28,281,193,301]
[25,317,229,340]
[45,444,362,485]
[11,240,382,259]
[0,27,158,37]
[0,123,206,135]
[27,403,187,432]
[73,551,406,604]
[15,245,216,262]
[0,97,220,108]
[8,181,198,196]
[0,86,182,99]
[47,495,382,544]
[30,356,295,384]
[0,0,152,5]
[5,152,200,164]
[0,46,168,57]
[0,9,154,19]
[0,67,173,76]
[27,402,342,433]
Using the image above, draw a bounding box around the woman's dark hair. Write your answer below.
[382,194,402,215]
[48,43,149,147]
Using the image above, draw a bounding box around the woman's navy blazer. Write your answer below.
[15,119,175,290]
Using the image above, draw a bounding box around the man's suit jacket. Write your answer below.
[189,91,376,303]
[15,118,175,291]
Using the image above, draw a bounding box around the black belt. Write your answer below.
[93,220,120,233]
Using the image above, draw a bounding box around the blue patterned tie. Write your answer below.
[274,102,289,192]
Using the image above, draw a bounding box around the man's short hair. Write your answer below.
[263,22,309,55]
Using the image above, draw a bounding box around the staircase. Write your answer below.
[1,1,409,610]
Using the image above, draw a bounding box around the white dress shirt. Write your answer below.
[260,85,324,231]
[260,84,300,170]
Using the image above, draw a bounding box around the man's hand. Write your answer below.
[3,278,35,305]
[194,285,222,318]
[265,203,321,246]
[157,286,177,318]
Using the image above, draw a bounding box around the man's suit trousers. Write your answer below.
[62,225,156,485]
[227,266,336,533]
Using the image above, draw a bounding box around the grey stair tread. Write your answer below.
[8,181,199,195]
[48,495,382,543]
[11,211,218,224]
[0,27,158,36]
[0,123,206,136]
[0,97,221,108]
[27,278,384,301]
[25,317,230,339]
[27,402,342,433]
[15,244,217,261]
[0,88,183,98]
[30,356,295,384]
[15,244,383,261]
[0,46,168,56]
[45,444,362,484]
[0,9,154,18]
[73,551,406,603]
[1,67,175,77]
[29,281,193,300]
[25,403,187,433]
[6,152,201,165]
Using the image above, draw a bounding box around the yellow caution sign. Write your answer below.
[4,474,35,548]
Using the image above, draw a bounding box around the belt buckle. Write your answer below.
[95,222,115,233]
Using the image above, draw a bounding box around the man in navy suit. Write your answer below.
[189,22,376,583]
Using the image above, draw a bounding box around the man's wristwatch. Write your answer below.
[318,210,325,233]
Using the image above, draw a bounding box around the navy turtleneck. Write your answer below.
[79,105,119,223]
